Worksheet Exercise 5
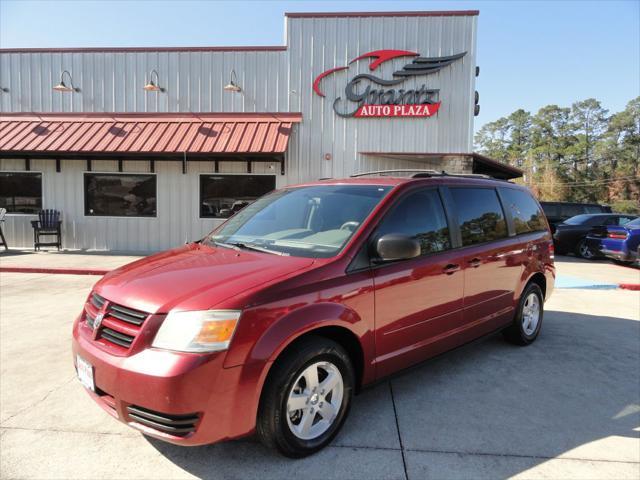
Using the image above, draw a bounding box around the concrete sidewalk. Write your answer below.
[1,259,639,479]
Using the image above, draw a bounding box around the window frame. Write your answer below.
[497,186,547,237]
[198,173,277,220]
[0,170,44,216]
[83,171,158,218]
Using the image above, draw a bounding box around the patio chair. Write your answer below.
[0,208,8,251]
[31,209,62,251]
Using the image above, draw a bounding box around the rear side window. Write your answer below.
[499,188,546,234]
[541,203,560,217]
[451,188,508,246]
[561,204,587,217]
[376,188,451,255]
[584,205,605,214]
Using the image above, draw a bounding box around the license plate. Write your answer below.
[76,355,95,391]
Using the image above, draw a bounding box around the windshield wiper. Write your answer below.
[225,241,288,256]
[212,240,241,251]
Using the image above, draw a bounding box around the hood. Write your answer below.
[94,243,315,313]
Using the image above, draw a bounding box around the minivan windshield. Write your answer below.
[205,184,392,258]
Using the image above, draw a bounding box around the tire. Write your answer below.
[575,238,594,259]
[503,283,544,346]
[256,336,355,458]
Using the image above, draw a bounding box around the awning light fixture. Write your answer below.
[53,70,79,92]
[143,69,165,92]
[223,70,242,93]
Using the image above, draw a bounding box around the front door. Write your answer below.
[372,187,465,379]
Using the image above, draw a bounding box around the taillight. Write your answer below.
[608,232,628,240]
[548,241,555,258]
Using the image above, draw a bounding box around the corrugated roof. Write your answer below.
[0,113,301,155]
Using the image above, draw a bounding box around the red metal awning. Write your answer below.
[0,113,301,156]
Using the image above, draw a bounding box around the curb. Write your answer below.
[0,267,109,276]
[619,283,640,291]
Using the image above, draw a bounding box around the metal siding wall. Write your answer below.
[0,50,287,113]
[284,15,477,184]
[0,158,280,251]
[0,14,477,251]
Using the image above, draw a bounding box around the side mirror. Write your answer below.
[375,234,421,262]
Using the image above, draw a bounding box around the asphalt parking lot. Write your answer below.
[1,254,639,479]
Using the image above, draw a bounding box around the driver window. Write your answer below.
[377,189,451,255]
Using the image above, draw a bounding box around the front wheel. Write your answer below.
[503,283,544,345]
[257,337,355,457]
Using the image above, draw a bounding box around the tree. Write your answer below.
[474,96,639,212]
[474,117,510,162]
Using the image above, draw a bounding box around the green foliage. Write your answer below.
[610,200,640,214]
[475,97,640,211]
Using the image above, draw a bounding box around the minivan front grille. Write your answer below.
[84,293,150,351]
[100,327,135,348]
[85,310,96,329]
[126,405,200,437]
[90,293,106,310]
[107,304,146,326]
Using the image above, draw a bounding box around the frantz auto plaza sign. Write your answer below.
[313,49,466,118]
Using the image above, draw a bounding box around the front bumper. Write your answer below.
[72,315,267,446]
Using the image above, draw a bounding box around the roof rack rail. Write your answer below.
[350,169,507,181]
[413,172,494,180]
[350,169,441,177]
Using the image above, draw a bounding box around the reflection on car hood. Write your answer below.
[94,243,315,313]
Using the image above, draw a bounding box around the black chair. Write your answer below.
[31,209,62,251]
[0,208,8,251]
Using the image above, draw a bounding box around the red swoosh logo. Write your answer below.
[312,49,419,97]
[312,66,348,97]
[349,49,418,71]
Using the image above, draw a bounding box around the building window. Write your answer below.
[200,174,276,219]
[84,173,157,217]
[450,187,508,246]
[0,172,43,214]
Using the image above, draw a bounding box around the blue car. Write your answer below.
[586,217,640,265]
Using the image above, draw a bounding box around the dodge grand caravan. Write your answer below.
[72,171,555,457]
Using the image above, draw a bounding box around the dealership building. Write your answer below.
[0,10,521,251]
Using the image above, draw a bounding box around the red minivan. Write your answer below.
[72,171,555,457]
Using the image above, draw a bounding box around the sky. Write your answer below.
[0,0,638,130]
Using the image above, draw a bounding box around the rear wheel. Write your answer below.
[257,336,354,458]
[575,238,594,259]
[503,283,544,345]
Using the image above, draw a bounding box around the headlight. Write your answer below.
[152,310,241,353]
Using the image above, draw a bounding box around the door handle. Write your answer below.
[443,263,461,275]
[468,257,482,268]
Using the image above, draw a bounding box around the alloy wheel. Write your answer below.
[522,293,541,336]
[286,361,344,440]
